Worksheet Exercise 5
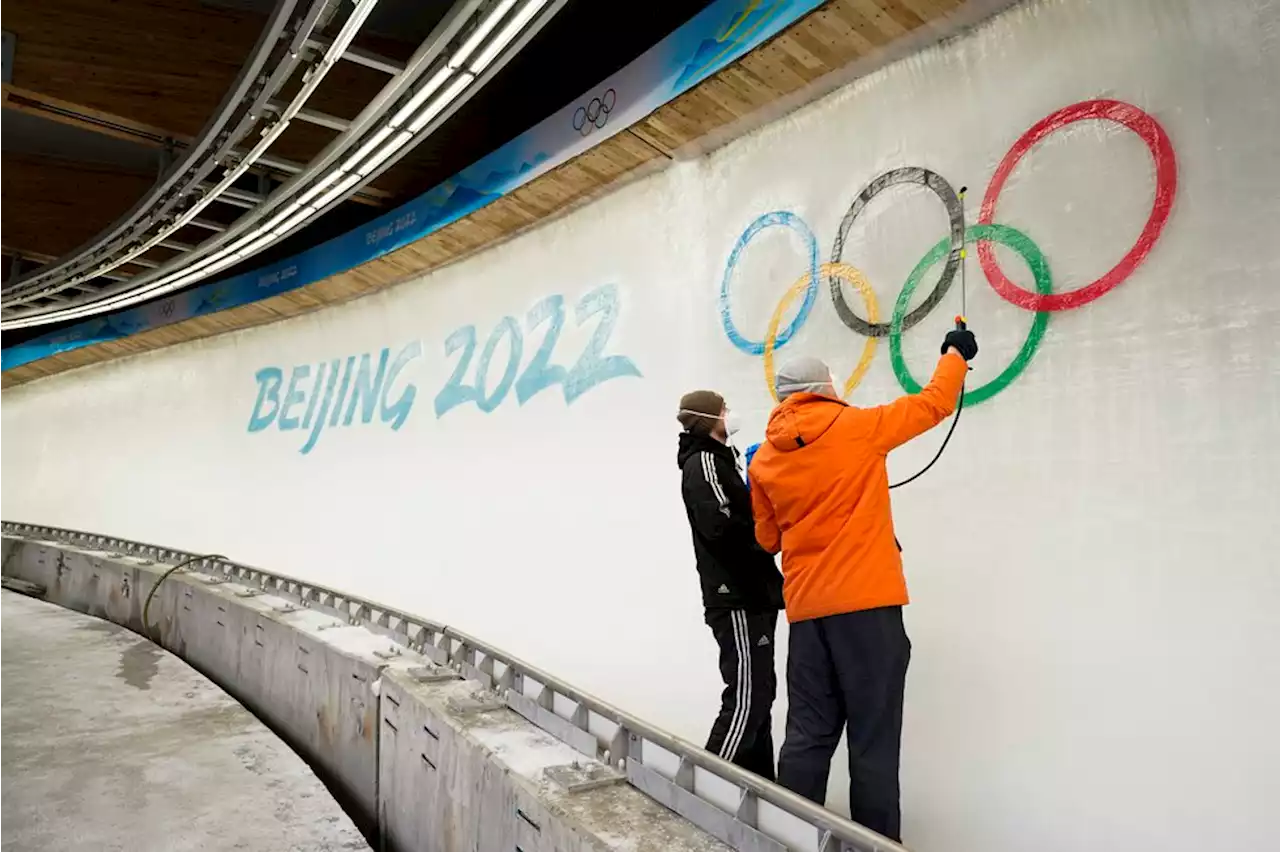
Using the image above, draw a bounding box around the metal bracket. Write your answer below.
[407,664,460,684]
[506,690,598,760]
[626,759,786,852]
[543,762,624,795]
[446,693,505,716]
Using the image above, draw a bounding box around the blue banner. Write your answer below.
[3,0,823,372]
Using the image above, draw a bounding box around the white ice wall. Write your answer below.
[5,0,1279,848]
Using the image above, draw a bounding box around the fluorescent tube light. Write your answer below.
[449,0,518,69]
[345,126,396,173]
[388,66,452,128]
[324,0,380,65]
[313,172,363,210]
[407,73,473,133]
[469,0,547,73]
[355,131,412,176]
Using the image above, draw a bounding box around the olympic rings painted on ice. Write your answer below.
[720,211,820,356]
[890,224,1051,405]
[830,167,965,338]
[715,97,1176,406]
[763,262,882,403]
[978,99,1177,311]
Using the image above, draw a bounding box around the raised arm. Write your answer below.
[870,330,976,454]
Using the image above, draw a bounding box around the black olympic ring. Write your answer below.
[572,88,616,136]
[829,167,964,338]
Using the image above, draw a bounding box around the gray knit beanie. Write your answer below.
[776,356,836,400]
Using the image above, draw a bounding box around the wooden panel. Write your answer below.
[629,0,962,153]
[3,0,973,388]
[5,0,266,139]
[1,153,154,260]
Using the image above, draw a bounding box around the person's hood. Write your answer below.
[764,393,846,452]
[677,431,732,467]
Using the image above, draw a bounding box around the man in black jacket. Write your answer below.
[677,390,785,780]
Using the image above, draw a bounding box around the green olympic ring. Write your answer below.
[890,223,1051,406]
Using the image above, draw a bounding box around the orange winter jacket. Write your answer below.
[747,353,967,623]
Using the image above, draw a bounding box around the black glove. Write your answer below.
[942,328,978,361]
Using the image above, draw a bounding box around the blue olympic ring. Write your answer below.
[718,211,819,356]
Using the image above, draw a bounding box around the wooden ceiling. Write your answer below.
[3,0,980,389]
[0,0,427,280]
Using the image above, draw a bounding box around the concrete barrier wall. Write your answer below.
[4,527,892,851]
[1,533,753,852]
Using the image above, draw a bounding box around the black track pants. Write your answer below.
[777,606,911,841]
[704,608,779,780]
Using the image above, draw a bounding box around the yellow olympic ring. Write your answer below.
[763,262,881,403]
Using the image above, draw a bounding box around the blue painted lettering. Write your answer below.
[248,368,283,432]
[279,365,311,430]
[300,359,342,455]
[247,284,641,451]
[301,361,328,430]
[380,342,422,430]
[344,349,388,426]
[329,356,356,427]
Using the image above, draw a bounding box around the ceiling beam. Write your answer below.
[1,82,186,149]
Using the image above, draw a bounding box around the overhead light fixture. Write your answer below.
[294,170,348,208]
[355,131,412,176]
[408,73,473,133]
[470,0,547,73]
[388,66,452,128]
[237,232,277,260]
[273,207,316,237]
[346,126,396,172]
[2,0,561,331]
[449,0,518,69]
[262,200,306,233]
[313,172,363,211]
[323,0,381,65]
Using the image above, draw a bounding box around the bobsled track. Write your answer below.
[3,0,1278,850]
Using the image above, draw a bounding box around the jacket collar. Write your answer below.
[677,431,735,466]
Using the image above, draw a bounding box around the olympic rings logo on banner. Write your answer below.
[573,88,616,136]
[717,98,1177,406]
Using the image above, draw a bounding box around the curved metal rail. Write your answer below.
[3,0,565,331]
[1,520,906,852]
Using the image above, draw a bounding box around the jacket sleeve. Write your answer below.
[869,351,967,454]
[749,469,781,555]
[682,451,753,542]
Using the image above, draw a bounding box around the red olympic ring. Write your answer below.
[978,99,1177,311]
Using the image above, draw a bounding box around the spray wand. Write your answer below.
[888,186,969,490]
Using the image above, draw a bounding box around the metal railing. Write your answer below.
[1,520,906,852]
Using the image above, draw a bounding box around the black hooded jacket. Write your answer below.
[677,432,784,611]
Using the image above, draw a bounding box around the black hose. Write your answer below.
[889,385,964,490]
[141,553,227,639]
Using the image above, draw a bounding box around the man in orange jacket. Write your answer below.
[747,327,977,841]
